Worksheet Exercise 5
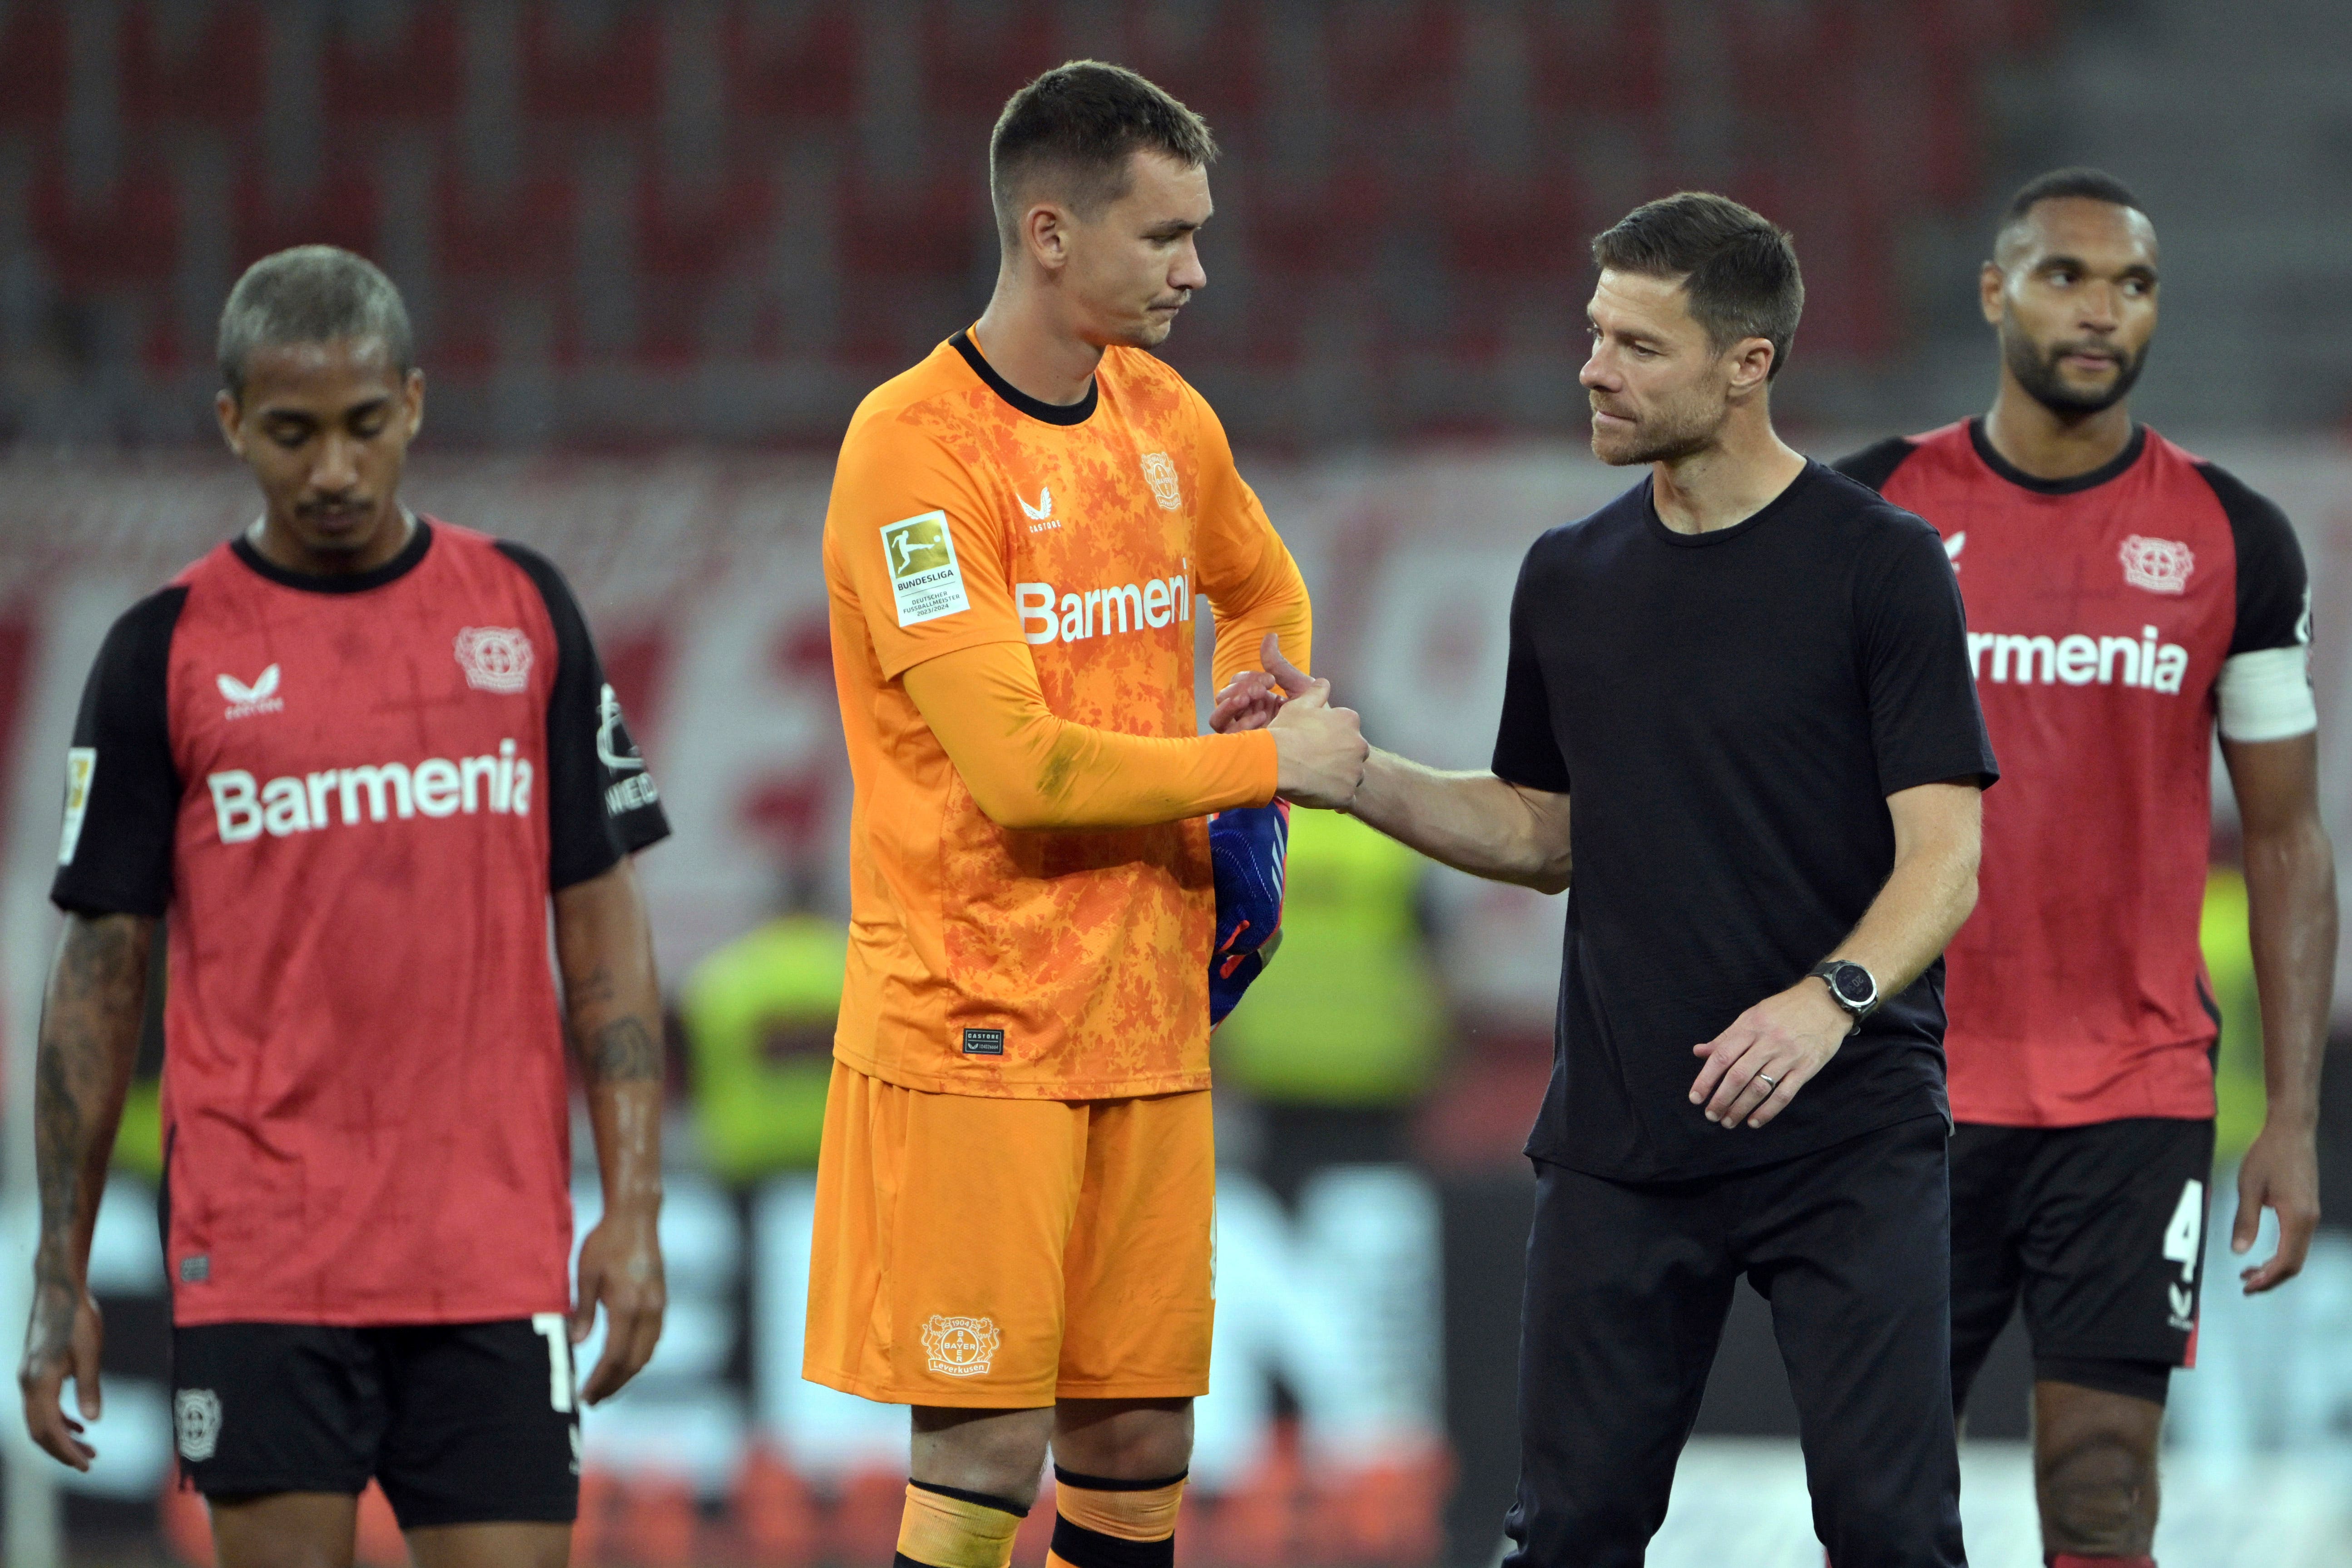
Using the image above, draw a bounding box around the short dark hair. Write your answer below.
[989,61,1217,247]
[1590,192,1804,379]
[2000,167,2144,230]
[1995,167,2149,259]
[218,245,413,399]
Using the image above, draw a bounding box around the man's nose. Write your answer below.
[312,433,361,493]
[1172,238,1207,294]
[2078,282,2121,332]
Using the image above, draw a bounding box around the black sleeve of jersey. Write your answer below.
[495,542,672,890]
[2196,462,2311,656]
[1489,542,1574,793]
[1828,437,1919,494]
[1855,515,2000,795]
[50,587,188,918]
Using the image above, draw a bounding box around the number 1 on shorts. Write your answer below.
[532,1312,576,1412]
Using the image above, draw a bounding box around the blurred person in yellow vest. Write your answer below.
[1215,804,1447,1190]
[681,897,847,1183]
[2201,866,2267,1166]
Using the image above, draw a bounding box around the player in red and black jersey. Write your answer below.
[17,248,672,1568]
[1836,171,2336,1568]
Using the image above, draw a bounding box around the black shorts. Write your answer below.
[171,1316,581,1529]
[1950,1117,2215,1411]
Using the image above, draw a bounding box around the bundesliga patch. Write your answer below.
[881,510,971,627]
[961,1027,1005,1056]
[58,747,95,866]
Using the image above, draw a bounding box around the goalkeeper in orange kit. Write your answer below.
[807,60,1365,1568]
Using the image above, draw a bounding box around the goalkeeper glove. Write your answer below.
[1208,799,1290,1025]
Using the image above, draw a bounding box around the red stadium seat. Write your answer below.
[320,0,466,126]
[0,5,68,130]
[118,0,268,132]
[521,2,665,126]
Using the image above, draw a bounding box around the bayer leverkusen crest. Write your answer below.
[920,1313,1001,1377]
[1139,451,1183,510]
[454,626,535,692]
[2119,535,2194,595]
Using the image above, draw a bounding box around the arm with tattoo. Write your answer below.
[19,912,155,1469]
[550,855,666,1403]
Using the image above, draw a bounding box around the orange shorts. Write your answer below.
[803,1062,1215,1408]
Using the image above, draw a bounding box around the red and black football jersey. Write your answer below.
[1836,420,2311,1128]
[52,519,669,1326]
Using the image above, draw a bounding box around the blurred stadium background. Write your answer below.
[1,2,2349,1564]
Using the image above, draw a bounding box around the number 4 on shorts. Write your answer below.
[532,1312,577,1412]
[2161,1178,2204,1285]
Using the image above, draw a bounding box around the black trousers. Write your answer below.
[1505,1115,1964,1568]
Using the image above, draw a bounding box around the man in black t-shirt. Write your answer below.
[1227,195,1997,1565]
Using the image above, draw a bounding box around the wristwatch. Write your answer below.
[1808,959,1879,1025]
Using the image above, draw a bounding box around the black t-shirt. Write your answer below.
[1491,461,1998,1181]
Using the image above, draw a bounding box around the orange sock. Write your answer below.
[1045,1467,1185,1568]
[894,1480,1025,1568]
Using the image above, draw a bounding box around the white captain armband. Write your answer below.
[2216,646,2317,742]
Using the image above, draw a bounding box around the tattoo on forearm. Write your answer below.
[35,915,151,1284]
[584,1017,662,1083]
[565,960,619,1012]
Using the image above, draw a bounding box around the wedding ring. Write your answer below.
[1757,1074,1778,1089]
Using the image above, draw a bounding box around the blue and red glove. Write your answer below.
[1208,800,1290,1025]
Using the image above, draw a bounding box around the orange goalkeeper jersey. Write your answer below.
[825,331,1312,1099]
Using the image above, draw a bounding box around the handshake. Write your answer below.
[1210,633,1369,810]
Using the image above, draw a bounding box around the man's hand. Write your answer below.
[572,1202,665,1405]
[1269,688,1367,810]
[2232,1119,2321,1294]
[19,1276,103,1469]
[1689,977,1853,1129]
[1211,669,1282,734]
[1211,633,1314,735]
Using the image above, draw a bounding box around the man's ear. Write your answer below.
[403,367,426,441]
[1978,260,2005,327]
[1728,336,1776,395]
[1021,202,1072,272]
[214,389,245,459]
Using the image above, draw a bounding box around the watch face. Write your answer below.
[1832,966,1873,1004]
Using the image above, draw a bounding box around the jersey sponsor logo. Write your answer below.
[1966,624,2189,694]
[207,741,535,844]
[1016,569,1192,645]
[455,627,535,693]
[58,747,96,866]
[217,664,285,719]
[881,510,972,627]
[1943,531,1965,569]
[1018,485,1054,522]
[1139,451,1182,510]
[173,1388,222,1462]
[2120,534,2195,594]
[597,683,661,817]
[961,1027,1005,1055]
[920,1313,1001,1377]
